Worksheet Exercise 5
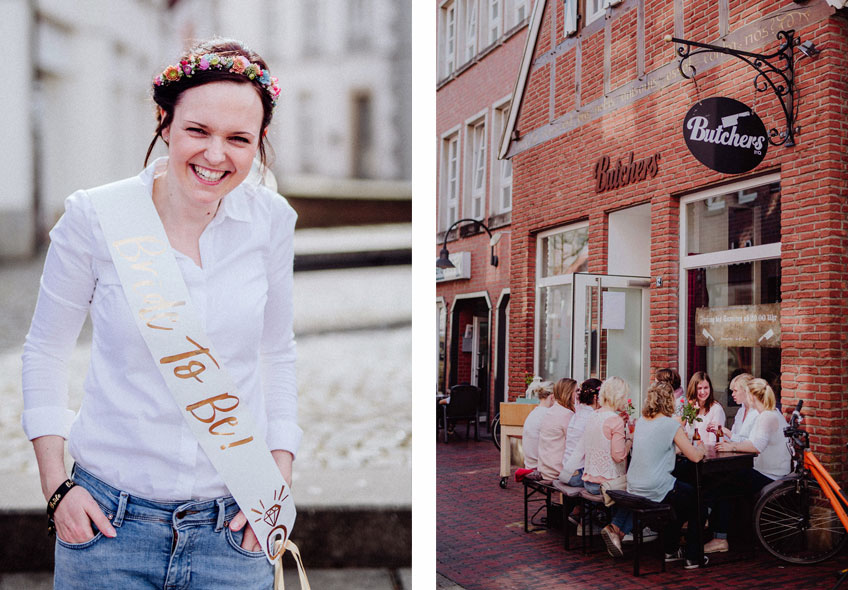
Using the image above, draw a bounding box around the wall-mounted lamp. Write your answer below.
[437,218,500,269]
[798,40,819,59]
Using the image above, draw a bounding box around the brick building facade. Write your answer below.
[436,0,530,424]
[494,0,848,476]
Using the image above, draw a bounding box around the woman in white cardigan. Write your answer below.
[706,378,790,553]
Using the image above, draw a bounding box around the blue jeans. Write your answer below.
[54,464,273,589]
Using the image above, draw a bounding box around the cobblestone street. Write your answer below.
[0,239,411,509]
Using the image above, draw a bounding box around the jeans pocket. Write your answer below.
[56,531,105,550]
[224,527,267,559]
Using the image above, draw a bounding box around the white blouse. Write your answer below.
[21,159,301,501]
[749,409,791,480]
[730,403,760,442]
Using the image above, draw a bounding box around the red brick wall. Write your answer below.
[436,10,526,417]
[507,1,848,477]
[610,6,638,90]
[645,0,675,73]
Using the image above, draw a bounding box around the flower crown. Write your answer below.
[153,53,281,107]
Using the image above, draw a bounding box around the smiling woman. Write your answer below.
[22,38,302,589]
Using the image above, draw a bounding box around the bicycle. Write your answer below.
[491,412,501,451]
[754,400,848,569]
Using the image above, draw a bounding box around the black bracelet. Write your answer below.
[46,479,76,536]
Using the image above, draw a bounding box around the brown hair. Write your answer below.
[655,368,681,391]
[686,371,715,411]
[642,381,675,419]
[578,378,602,405]
[553,378,577,411]
[145,38,276,168]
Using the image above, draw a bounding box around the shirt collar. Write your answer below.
[140,157,253,224]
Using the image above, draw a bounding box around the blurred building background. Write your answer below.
[0,0,412,577]
[1,0,411,257]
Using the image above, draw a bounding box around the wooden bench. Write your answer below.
[605,489,675,576]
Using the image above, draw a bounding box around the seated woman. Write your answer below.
[709,372,758,443]
[536,378,577,481]
[601,381,706,569]
[521,383,555,470]
[685,371,726,444]
[557,378,602,487]
[563,376,631,497]
[655,368,684,409]
[707,378,791,553]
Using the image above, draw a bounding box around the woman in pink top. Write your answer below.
[578,376,632,495]
[685,372,725,444]
[536,378,576,481]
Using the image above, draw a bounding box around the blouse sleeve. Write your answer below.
[259,191,302,456]
[604,415,628,463]
[21,191,95,440]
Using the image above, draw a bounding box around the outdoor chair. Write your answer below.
[605,489,675,576]
[551,480,584,550]
[440,384,481,443]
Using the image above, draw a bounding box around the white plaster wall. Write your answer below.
[607,203,651,277]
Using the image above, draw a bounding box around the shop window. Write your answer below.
[536,224,589,381]
[440,131,460,230]
[440,1,457,78]
[681,176,782,409]
[491,101,512,214]
[466,118,487,220]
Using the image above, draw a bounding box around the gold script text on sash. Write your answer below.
[159,336,221,382]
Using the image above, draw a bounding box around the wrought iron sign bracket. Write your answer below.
[665,30,803,147]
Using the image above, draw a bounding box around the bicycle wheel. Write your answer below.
[491,414,501,450]
[754,477,848,564]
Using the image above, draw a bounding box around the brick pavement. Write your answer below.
[436,437,847,590]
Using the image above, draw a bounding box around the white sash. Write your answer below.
[90,177,295,564]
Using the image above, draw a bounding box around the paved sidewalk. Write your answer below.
[0,568,413,590]
[437,437,848,589]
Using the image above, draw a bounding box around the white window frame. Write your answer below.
[677,172,782,382]
[491,97,513,214]
[488,0,502,45]
[440,128,461,230]
[465,112,487,221]
[534,222,589,375]
[585,0,605,25]
[347,0,371,49]
[441,0,457,78]
[563,0,578,36]
[463,0,479,64]
[512,0,528,27]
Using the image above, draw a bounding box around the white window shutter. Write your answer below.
[564,0,578,35]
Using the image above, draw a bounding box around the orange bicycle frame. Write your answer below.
[805,450,848,532]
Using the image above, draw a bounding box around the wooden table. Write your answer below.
[674,446,756,567]
[498,402,537,488]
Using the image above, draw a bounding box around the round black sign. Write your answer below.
[683,97,768,174]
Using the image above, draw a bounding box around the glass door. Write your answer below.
[572,273,650,409]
